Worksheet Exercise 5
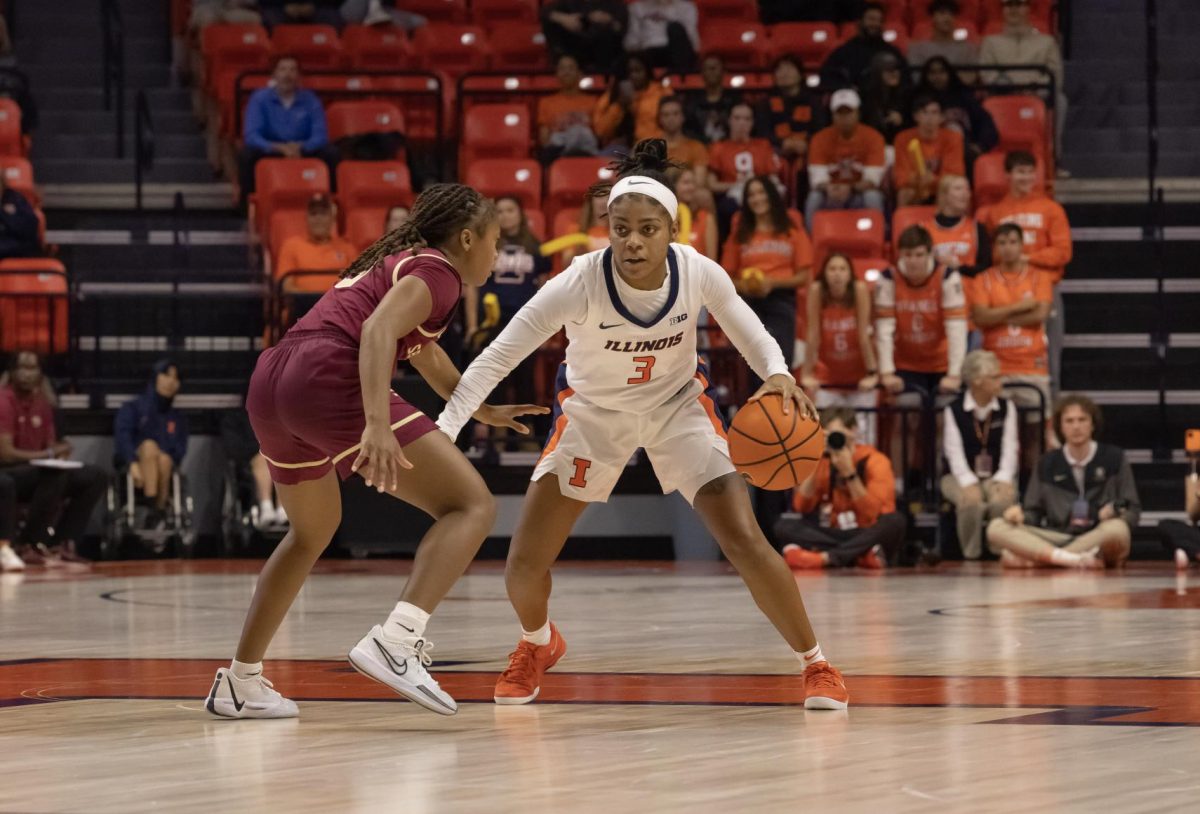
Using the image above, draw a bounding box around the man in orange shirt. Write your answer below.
[537,54,600,161]
[893,95,965,207]
[276,193,357,293]
[707,102,782,206]
[972,223,1054,459]
[983,149,1072,389]
[776,407,905,569]
[658,96,708,186]
[804,88,886,229]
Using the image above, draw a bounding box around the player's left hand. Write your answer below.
[749,373,817,421]
[474,403,551,435]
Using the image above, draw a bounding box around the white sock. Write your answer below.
[230,659,262,680]
[258,499,274,517]
[797,644,825,668]
[521,620,552,647]
[1048,548,1081,567]
[384,601,430,641]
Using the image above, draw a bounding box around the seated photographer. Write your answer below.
[776,406,906,570]
[987,394,1139,569]
[1158,468,1199,570]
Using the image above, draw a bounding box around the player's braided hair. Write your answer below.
[592,138,682,217]
[339,183,496,279]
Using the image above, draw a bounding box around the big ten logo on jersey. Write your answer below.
[602,332,685,354]
[669,312,688,326]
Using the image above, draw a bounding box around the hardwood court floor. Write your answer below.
[2,560,1198,814]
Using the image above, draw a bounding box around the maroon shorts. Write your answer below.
[245,329,438,485]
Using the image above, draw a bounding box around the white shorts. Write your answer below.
[533,375,735,504]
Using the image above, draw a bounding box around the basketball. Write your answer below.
[728,395,824,490]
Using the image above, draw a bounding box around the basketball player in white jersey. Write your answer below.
[439,140,849,710]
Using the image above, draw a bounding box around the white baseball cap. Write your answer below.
[831,88,861,111]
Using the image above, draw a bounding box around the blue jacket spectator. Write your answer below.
[115,360,189,468]
[0,183,39,258]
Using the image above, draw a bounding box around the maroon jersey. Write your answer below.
[0,385,56,450]
[292,248,463,362]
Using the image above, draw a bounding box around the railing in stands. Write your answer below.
[1145,0,1170,462]
[134,89,154,211]
[100,0,125,159]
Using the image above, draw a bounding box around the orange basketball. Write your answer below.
[728,395,824,490]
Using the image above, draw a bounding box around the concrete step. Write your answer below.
[16,37,168,67]
[1065,127,1200,154]
[1082,405,1193,454]
[33,133,208,162]
[39,109,201,136]
[37,88,191,113]
[1060,348,1200,391]
[16,11,164,39]
[35,158,216,185]
[1064,292,1199,334]
[1069,152,1200,178]
[63,245,252,278]
[22,62,171,90]
[1069,104,1200,130]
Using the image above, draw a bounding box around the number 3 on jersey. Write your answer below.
[628,355,656,385]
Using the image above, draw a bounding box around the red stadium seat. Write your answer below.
[881,25,909,55]
[699,23,768,70]
[0,259,69,355]
[811,209,885,260]
[400,0,469,23]
[767,23,839,66]
[409,24,490,73]
[270,24,342,70]
[972,151,1045,207]
[488,22,551,71]
[983,95,1048,161]
[464,159,542,210]
[326,100,406,159]
[523,208,545,241]
[0,158,37,207]
[552,207,580,240]
[266,209,310,270]
[346,208,389,252]
[695,0,758,23]
[851,256,890,287]
[336,160,414,212]
[0,99,21,157]
[546,157,614,221]
[201,23,270,98]
[460,103,533,168]
[341,24,411,71]
[251,158,330,237]
[891,205,938,254]
[472,0,538,26]
[875,0,908,24]
[910,19,980,43]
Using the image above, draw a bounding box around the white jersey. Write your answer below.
[438,243,789,439]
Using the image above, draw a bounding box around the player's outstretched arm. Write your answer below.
[409,342,549,435]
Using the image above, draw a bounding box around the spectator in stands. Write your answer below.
[465,196,549,457]
[0,169,40,259]
[258,0,342,30]
[777,406,905,569]
[537,54,600,163]
[720,176,812,374]
[672,167,717,259]
[915,56,999,168]
[686,55,739,144]
[1159,470,1200,570]
[757,56,822,172]
[276,193,357,290]
[926,174,990,280]
[907,0,979,68]
[0,351,106,568]
[115,360,188,526]
[189,0,262,30]
[820,2,906,87]
[893,95,966,207]
[971,222,1053,459]
[804,88,886,229]
[220,408,287,531]
[859,51,912,144]
[988,394,1138,569]
[624,0,700,72]
[658,97,707,185]
[979,0,1066,163]
[383,204,409,235]
[760,0,860,25]
[339,0,426,30]
[801,253,879,433]
[983,150,1071,389]
[562,186,611,266]
[876,225,968,399]
[707,103,782,208]
[541,0,628,73]
[593,53,670,148]
[941,349,1019,559]
[238,56,338,203]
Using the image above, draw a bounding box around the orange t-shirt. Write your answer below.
[277,235,358,291]
[708,138,781,184]
[808,123,886,185]
[667,136,709,172]
[984,194,1073,282]
[874,265,968,374]
[720,219,813,282]
[815,300,867,386]
[892,126,965,192]
[537,92,596,137]
[593,84,670,144]
[973,264,1054,376]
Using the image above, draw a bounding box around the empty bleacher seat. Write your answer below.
[409,24,490,73]
[464,159,542,210]
[267,209,310,270]
[0,157,38,207]
[699,23,768,70]
[767,23,839,66]
[910,19,980,43]
[472,0,538,25]
[546,156,614,221]
[201,23,271,98]
[326,100,406,159]
[460,104,533,168]
[270,24,343,70]
[811,209,885,260]
[0,259,69,356]
[488,22,551,71]
[983,95,1048,162]
[336,160,414,212]
[400,0,469,24]
[252,158,330,237]
[346,208,389,252]
[694,0,758,23]
[341,24,412,70]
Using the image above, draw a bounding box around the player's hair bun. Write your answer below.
[608,138,680,180]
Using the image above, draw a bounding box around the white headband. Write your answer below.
[607,175,678,221]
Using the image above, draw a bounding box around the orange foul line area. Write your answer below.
[3,659,1199,726]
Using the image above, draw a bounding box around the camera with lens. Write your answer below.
[826,430,847,453]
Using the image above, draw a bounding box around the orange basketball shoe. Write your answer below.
[783,544,826,570]
[855,545,885,570]
[803,661,849,710]
[494,623,567,705]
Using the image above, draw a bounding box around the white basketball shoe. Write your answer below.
[347,625,458,716]
[204,668,299,719]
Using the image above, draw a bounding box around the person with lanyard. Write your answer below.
[940,350,1019,559]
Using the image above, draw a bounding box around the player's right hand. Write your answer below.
[351,421,412,493]
[475,403,551,435]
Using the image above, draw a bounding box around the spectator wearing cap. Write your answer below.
[114,360,187,525]
[804,88,886,229]
[276,193,357,292]
[908,1,980,68]
[238,55,338,203]
[893,95,965,207]
[819,1,906,87]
